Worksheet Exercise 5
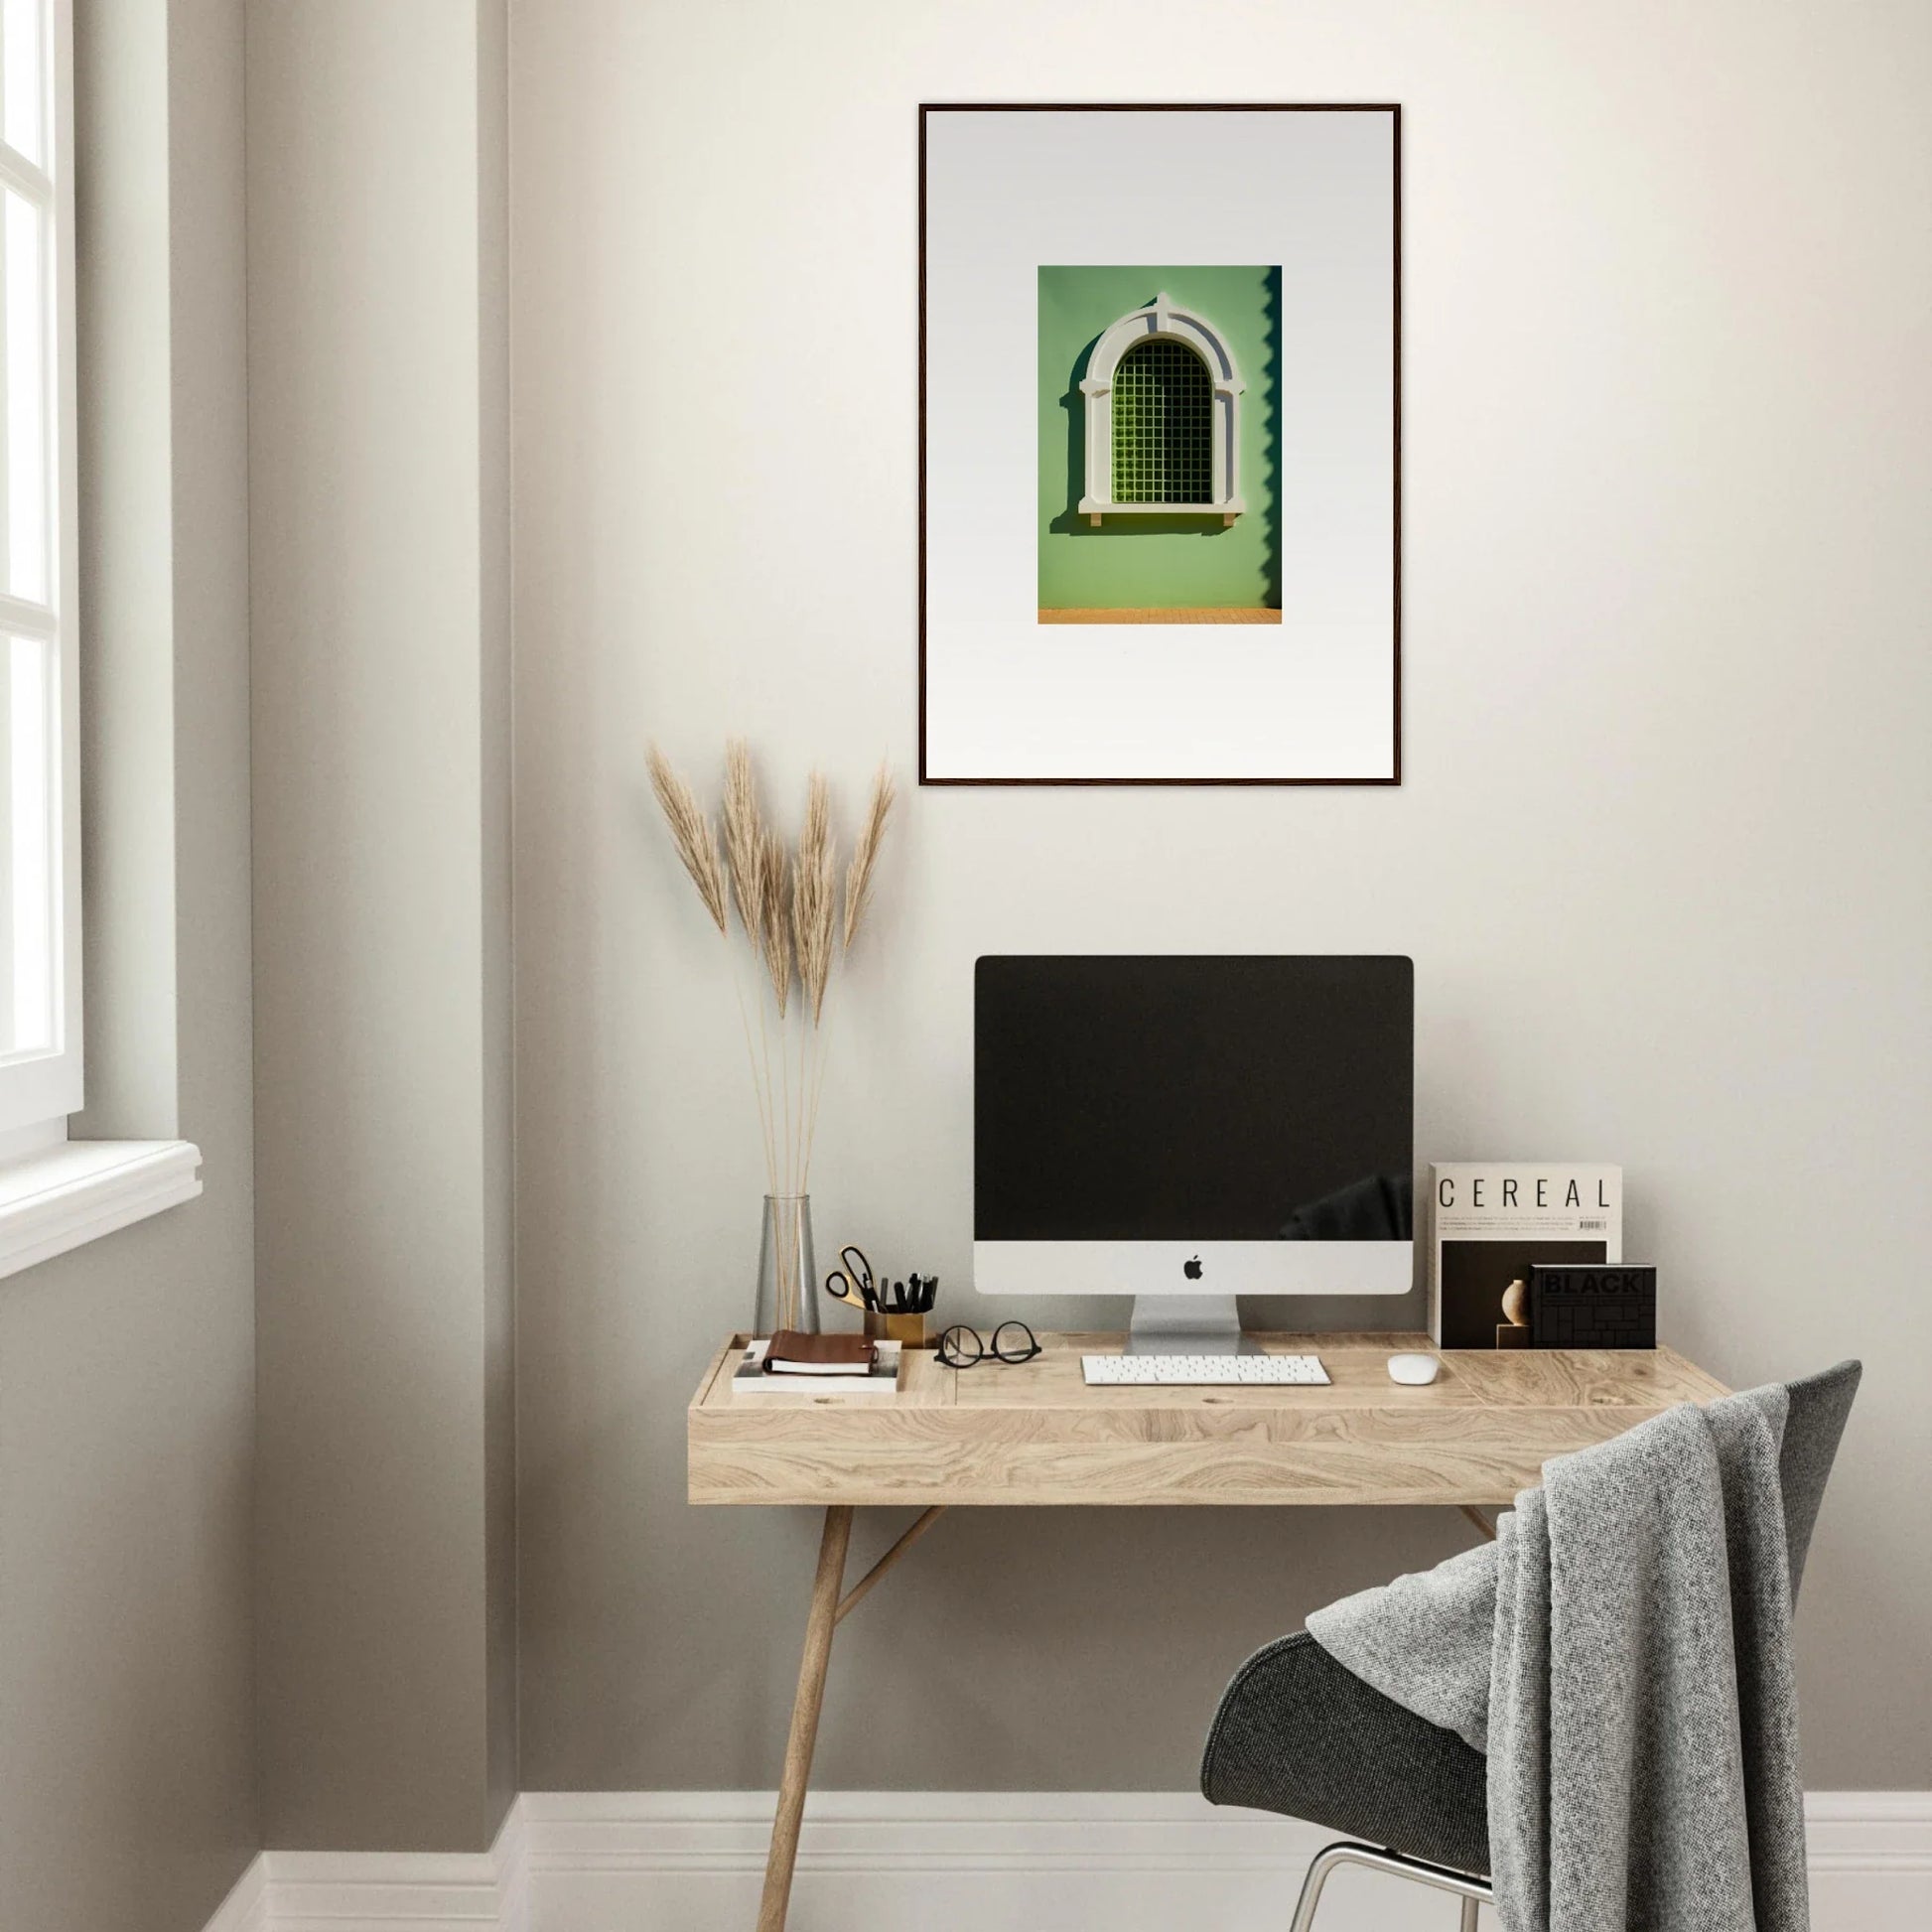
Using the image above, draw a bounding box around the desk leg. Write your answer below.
[758,1504,853,1932]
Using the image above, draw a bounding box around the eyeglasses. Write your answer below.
[936,1320,1041,1369]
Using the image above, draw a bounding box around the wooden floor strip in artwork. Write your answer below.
[1039,608,1284,624]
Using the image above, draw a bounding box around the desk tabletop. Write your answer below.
[687,1332,1728,1508]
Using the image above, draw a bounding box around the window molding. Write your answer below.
[1076,292,1246,527]
[0,0,83,1137]
[0,1136,201,1281]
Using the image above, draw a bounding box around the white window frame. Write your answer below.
[0,0,79,1142]
[0,1,201,1278]
[1076,291,1247,528]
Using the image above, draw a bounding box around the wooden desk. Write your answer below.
[688,1331,1727,1931]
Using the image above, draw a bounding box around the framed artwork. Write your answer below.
[918,104,1401,785]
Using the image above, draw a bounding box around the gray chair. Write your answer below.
[1200,1361,1861,1930]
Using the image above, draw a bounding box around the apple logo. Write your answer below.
[1183,1255,1203,1280]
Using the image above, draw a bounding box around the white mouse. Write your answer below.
[1387,1352,1442,1386]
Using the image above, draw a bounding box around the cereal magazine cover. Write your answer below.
[1429,1164,1622,1349]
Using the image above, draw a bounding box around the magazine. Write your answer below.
[1429,1164,1621,1349]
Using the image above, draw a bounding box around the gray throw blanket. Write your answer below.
[1308,1388,1808,1932]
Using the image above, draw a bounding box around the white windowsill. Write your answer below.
[0,1139,203,1282]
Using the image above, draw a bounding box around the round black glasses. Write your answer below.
[935,1320,1041,1369]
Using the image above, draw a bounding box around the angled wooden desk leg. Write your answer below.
[1459,1505,1498,1542]
[756,1505,947,1932]
[758,1505,854,1932]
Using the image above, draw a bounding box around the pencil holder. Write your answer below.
[866,1310,927,1348]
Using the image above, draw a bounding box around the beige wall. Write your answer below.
[510,0,1932,1793]
[249,0,515,1854]
[0,5,258,1931]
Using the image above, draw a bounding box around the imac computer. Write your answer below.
[974,955,1414,1354]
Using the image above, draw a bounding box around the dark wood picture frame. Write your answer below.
[917,102,1402,787]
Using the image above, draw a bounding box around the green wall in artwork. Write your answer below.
[1037,265,1281,616]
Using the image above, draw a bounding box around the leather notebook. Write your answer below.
[764,1330,877,1375]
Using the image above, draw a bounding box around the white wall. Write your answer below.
[510,0,1932,1793]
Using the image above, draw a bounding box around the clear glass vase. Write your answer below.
[754,1193,818,1338]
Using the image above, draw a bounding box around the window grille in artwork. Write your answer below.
[1110,339,1213,505]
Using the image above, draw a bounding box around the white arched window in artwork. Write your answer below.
[1077,293,1246,527]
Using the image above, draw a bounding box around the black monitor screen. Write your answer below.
[974,956,1414,1242]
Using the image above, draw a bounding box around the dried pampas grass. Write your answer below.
[843,762,895,950]
[792,774,836,1025]
[758,828,792,1020]
[722,738,763,939]
[646,747,727,935]
[646,741,896,1197]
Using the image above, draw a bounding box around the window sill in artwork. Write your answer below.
[0,1139,204,1283]
[1077,500,1245,528]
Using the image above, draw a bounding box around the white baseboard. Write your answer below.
[201,1854,267,1932]
[201,1807,523,1932]
[201,1789,1932,1932]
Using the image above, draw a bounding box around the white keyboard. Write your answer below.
[1081,1352,1329,1387]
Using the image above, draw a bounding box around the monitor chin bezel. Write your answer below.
[970,1239,1414,1299]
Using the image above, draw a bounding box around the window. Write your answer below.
[1077,292,1246,528]
[0,1,200,1275]
[1111,339,1213,506]
[0,0,75,1142]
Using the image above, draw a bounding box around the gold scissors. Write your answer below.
[824,1244,878,1312]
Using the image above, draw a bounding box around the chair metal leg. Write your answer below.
[1288,1841,1492,1932]
[1287,1843,1351,1932]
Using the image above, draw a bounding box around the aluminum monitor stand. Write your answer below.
[1126,1294,1259,1356]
